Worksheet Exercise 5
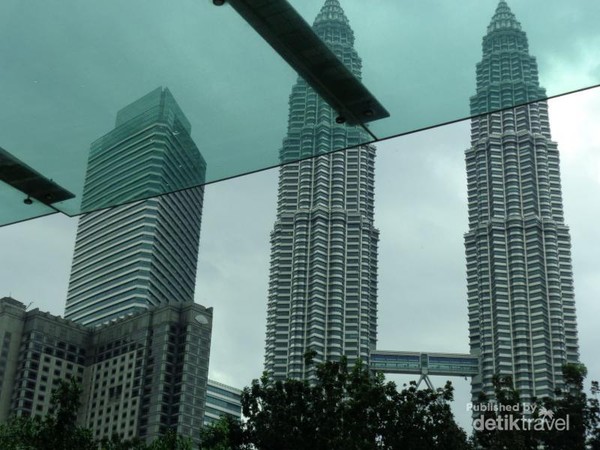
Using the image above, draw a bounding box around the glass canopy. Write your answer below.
[1,0,599,226]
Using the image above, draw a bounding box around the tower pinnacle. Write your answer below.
[312,0,356,57]
[488,0,522,32]
[313,0,350,27]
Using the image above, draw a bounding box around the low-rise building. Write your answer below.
[204,379,242,426]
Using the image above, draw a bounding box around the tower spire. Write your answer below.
[487,0,522,32]
[312,0,356,57]
[313,0,350,27]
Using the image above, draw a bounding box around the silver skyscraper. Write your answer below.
[264,0,379,381]
[466,1,579,403]
[65,87,206,327]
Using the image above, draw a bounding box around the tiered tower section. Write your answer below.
[264,0,379,381]
[466,1,579,403]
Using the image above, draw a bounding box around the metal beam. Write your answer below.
[217,0,389,125]
[0,147,75,205]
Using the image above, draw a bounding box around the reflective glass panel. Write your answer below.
[1,0,599,226]
[0,183,56,226]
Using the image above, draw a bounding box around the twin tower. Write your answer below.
[264,0,579,405]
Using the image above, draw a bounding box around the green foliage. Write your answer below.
[0,414,44,450]
[384,379,470,450]
[98,433,148,450]
[538,363,599,450]
[208,354,471,450]
[199,416,245,450]
[17,363,600,450]
[43,378,97,450]
[0,378,96,450]
[589,381,600,450]
[0,379,193,450]
[472,365,600,450]
[146,429,193,450]
[471,375,539,450]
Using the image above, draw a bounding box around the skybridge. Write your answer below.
[370,350,479,389]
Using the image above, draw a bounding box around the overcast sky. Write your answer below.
[1,0,600,435]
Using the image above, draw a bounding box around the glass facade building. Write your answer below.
[466,1,579,404]
[264,0,379,381]
[65,88,206,327]
[203,379,242,426]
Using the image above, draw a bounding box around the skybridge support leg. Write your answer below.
[416,373,435,390]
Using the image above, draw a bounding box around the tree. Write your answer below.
[43,377,97,450]
[199,416,246,450]
[98,433,147,450]
[146,429,193,450]
[470,375,539,450]
[0,378,96,450]
[588,381,600,450]
[471,365,600,450]
[0,368,472,450]
[538,364,600,450]
[384,380,470,450]
[0,414,44,450]
[0,379,192,450]
[232,355,471,450]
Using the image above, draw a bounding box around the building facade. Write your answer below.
[466,1,579,404]
[0,297,212,446]
[264,0,379,381]
[65,87,206,327]
[203,379,242,426]
[0,297,88,423]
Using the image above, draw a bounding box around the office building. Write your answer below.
[264,0,379,381]
[65,87,206,327]
[203,379,242,426]
[0,297,88,423]
[0,297,212,447]
[465,1,579,404]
